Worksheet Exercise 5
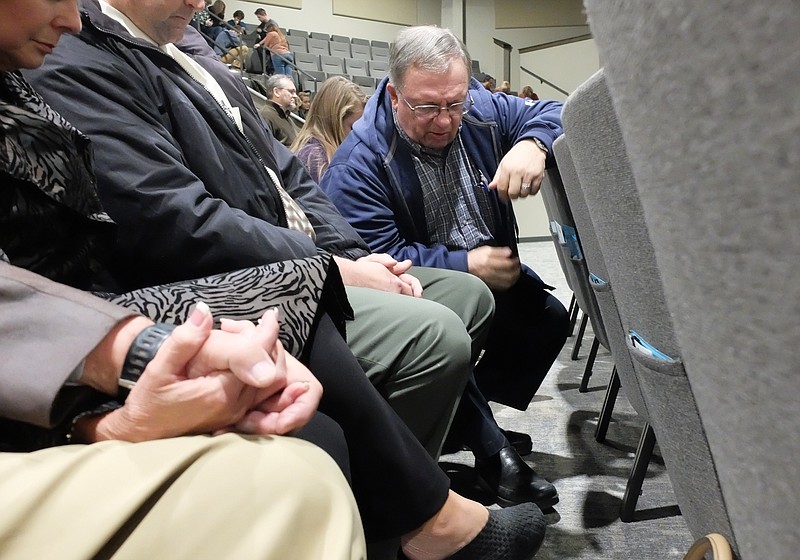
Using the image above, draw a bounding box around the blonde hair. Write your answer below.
[291,77,367,173]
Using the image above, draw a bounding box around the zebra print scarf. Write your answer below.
[0,71,112,224]
[0,71,115,289]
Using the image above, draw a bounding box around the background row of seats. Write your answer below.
[297,71,379,96]
[294,53,387,79]
[285,28,390,49]
[286,36,389,61]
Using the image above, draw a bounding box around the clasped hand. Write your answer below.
[96,305,321,442]
[334,253,423,297]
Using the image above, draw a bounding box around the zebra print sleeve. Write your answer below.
[103,255,339,358]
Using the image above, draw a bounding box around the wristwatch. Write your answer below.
[531,137,549,155]
[119,323,176,394]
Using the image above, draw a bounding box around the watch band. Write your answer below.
[531,137,549,155]
[65,401,123,444]
[119,323,176,393]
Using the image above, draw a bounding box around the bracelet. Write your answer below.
[65,401,123,444]
[119,323,176,396]
[531,137,549,155]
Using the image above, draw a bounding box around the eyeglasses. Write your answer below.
[398,91,473,120]
[278,86,297,95]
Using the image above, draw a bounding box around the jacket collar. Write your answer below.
[79,0,213,58]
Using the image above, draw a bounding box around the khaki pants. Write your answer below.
[221,45,249,68]
[0,434,365,559]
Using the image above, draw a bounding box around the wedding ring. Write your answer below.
[520,182,531,193]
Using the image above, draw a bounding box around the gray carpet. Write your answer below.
[440,241,694,559]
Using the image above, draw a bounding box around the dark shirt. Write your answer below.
[260,99,299,147]
[256,19,278,43]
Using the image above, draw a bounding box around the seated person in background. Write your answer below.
[190,5,213,33]
[292,76,367,183]
[260,73,301,146]
[497,79,511,94]
[28,0,558,517]
[202,0,246,68]
[322,25,571,505]
[296,89,312,119]
[212,25,248,68]
[519,85,539,101]
[205,0,227,40]
[227,9,247,34]
[193,1,226,42]
[2,4,545,557]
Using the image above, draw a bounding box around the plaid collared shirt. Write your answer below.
[394,111,496,250]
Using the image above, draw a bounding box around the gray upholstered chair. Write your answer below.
[344,58,369,78]
[562,69,736,549]
[540,161,609,387]
[367,59,388,80]
[371,46,390,62]
[329,40,352,59]
[538,168,579,337]
[286,34,307,54]
[350,43,372,61]
[298,70,325,94]
[352,75,377,97]
[306,37,330,57]
[319,55,345,75]
[584,1,800,558]
[553,132,653,520]
[293,52,321,73]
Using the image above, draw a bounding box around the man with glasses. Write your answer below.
[28,0,504,491]
[260,74,301,146]
[322,25,569,508]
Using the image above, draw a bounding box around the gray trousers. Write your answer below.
[345,266,495,458]
[0,434,365,559]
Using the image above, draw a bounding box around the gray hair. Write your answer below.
[388,26,472,92]
[265,74,294,98]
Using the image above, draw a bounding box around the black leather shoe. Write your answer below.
[448,502,546,560]
[474,445,559,509]
[503,429,533,456]
[442,429,533,456]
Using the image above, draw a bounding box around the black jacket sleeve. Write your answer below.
[25,31,337,290]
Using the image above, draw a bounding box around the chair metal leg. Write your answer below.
[567,294,579,337]
[579,336,600,392]
[594,366,620,441]
[571,312,588,360]
[620,423,656,522]
[567,293,576,316]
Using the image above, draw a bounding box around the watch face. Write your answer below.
[119,323,176,391]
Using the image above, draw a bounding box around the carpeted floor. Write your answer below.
[440,240,694,559]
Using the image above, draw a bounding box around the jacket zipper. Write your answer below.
[86,15,292,227]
